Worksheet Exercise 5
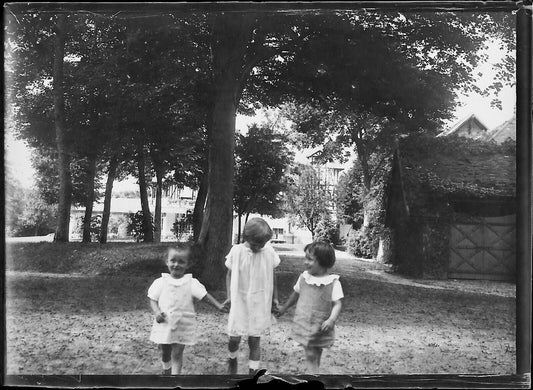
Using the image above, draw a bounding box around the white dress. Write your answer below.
[225,243,281,337]
[147,273,207,345]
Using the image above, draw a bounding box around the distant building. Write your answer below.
[70,184,196,241]
[438,112,516,145]
[481,114,516,144]
[437,114,490,140]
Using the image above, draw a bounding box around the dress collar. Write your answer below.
[301,270,339,286]
[161,273,192,286]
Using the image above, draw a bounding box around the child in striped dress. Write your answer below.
[277,241,343,374]
[148,243,226,375]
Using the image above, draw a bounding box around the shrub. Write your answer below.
[347,225,381,259]
[172,211,194,241]
[127,211,154,242]
[314,217,340,245]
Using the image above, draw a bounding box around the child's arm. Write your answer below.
[321,299,342,331]
[272,271,279,308]
[276,291,299,317]
[202,292,228,312]
[223,269,231,308]
[149,298,166,323]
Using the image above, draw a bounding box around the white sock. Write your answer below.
[161,360,171,370]
[228,350,238,359]
[171,361,181,375]
[249,360,260,370]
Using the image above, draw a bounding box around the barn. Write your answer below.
[384,133,516,281]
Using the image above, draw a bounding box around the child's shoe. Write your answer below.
[228,358,238,374]
[162,368,171,375]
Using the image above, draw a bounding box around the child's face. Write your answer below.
[247,238,267,253]
[304,250,327,276]
[166,250,189,279]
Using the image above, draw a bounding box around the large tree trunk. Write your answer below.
[82,155,97,242]
[192,171,208,241]
[200,14,255,289]
[153,166,163,243]
[198,194,210,246]
[137,146,153,242]
[99,156,118,243]
[53,14,72,242]
[236,212,243,244]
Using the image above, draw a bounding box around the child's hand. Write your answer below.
[275,305,285,318]
[219,303,229,313]
[271,299,281,315]
[320,318,335,332]
[222,298,231,310]
[156,312,167,323]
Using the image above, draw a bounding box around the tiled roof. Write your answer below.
[398,133,516,199]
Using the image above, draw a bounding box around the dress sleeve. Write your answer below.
[271,247,281,268]
[293,274,303,293]
[191,278,208,300]
[224,245,235,270]
[147,278,163,301]
[331,279,344,301]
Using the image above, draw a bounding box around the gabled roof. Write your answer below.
[398,133,516,200]
[437,114,489,138]
[481,115,516,143]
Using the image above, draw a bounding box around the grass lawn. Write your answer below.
[4,242,516,375]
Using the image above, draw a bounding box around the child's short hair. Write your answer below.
[167,243,192,263]
[304,241,336,269]
[242,217,273,243]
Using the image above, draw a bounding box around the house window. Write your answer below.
[273,228,284,239]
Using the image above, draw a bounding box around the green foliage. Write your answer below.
[107,215,127,238]
[314,216,340,245]
[347,225,382,259]
[11,197,57,237]
[74,215,102,241]
[234,123,294,219]
[127,211,154,242]
[172,212,194,241]
[285,165,331,237]
[335,166,364,227]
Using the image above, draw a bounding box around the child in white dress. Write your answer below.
[277,241,343,374]
[223,217,281,374]
[148,243,226,375]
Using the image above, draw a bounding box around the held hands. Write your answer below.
[218,302,229,313]
[320,318,335,332]
[155,312,167,323]
[271,299,281,316]
[222,298,231,311]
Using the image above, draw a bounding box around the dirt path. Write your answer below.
[4,250,516,376]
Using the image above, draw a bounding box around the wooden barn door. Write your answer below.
[448,215,515,281]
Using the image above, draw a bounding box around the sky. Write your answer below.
[4,39,516,190]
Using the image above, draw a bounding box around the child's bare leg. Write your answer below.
[171,343,185,375]
[303,346,320,374]
[228,336,241,374]
[316,347,323,369]
[248,336,261,373]
[160,344,172,373]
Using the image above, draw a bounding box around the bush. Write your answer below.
[127,211,154,242]
[172,211,194,241]
[314,217,340,245]
[347,225,381,259]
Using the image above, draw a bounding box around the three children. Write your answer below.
[147,218,343,375]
